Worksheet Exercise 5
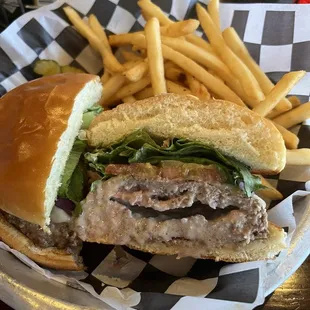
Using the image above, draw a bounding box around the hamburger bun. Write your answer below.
[0,74,102,227]
[88,93,286,174]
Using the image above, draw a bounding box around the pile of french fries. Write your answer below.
[63,0,310,201]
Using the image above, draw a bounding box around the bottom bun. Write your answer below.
[0,214,83,270]
[119,223,286,263]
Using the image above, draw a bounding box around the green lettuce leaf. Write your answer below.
[57,105,103,206]
[81,105,103,130]
[58,139,87,203]
[85,129,263,197]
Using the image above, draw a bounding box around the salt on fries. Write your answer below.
[63,0,310,186]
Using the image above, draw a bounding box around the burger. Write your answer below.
[0,76,287,270]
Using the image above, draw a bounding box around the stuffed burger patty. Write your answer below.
[0,75,286,270]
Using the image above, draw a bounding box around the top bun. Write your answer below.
[0,74,102,227]
[89,93,286,174]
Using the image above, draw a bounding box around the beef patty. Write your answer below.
[75,162,268,252]
[1,210,81,251]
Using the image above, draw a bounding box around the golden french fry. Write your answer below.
[273,102,310,129]
[122,95,137,103]
[267,109,287,119]
[185,34,215,54]
[121,50,144,61]
[222,27,292,112]
[101,70,110,84]
[137,0,172,25]
[145,18,167,95]
[114,76,151,99]
[63,7,124,73]
[288,96,301,108]
[164,61,178,71]
[286,149,310,165]
[161,36,231,83]
[272,122,299,149]
[137,0,214,53]
[135,87,153,100]
[132,35,245,106]
[166,80,192,95]
[196,4,264,102]
[88,14,112,52]
[253,71,306,117]
[161,44,245,106]
[122,60,142,70]
[100,74,126,104]
[256,176,283,201]
[109,32,143,46]
[160,36,250,106]
[123,60,149,82]
[141,9,152,22]
[186,74,211,100]
[208,0,220,30]
[165,67,185,82]
[161,19,199,37]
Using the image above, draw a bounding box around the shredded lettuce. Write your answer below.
[85,129,263,197]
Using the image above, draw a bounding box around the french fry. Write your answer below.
[88,14,112,52]
[135,87,153,100]
[100,75,126,104]
[161,44,245,106]
[267,108,288,119]
[122,60,142,70]
[164,61,178,71]
[185,35,215,54]
[137,0,172,25]
[186,74,211,100]
[109,32,143,46]
[252,71,305,117]
[272,102,310,129]
[161,36,252,106]
[101,70,110,84]
[208,0,220,31]
[161,36,231,83]
[113,76,151,100]
[121,50,144,61]
[256,176,283,201]
[196,4,264,103]
[166,80,192,95]
[161,19,199,37]
[145,18,167,95]
[165,66,185,82]
[110,20,198,47]
[268,96,302,121]
[288,96,301,108]
[286,149,310,165]
[123,60,149,82]
[137,0,214,53]
[272,122,299,149]
[122,95,137,103]
[132,35,245,106]
[63,7,124,73]
[222,27,292,112]
[141,9,152,22]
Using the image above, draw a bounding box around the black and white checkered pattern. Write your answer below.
[0,1,310,309]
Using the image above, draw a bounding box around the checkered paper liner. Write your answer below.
[0,1,310,309]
